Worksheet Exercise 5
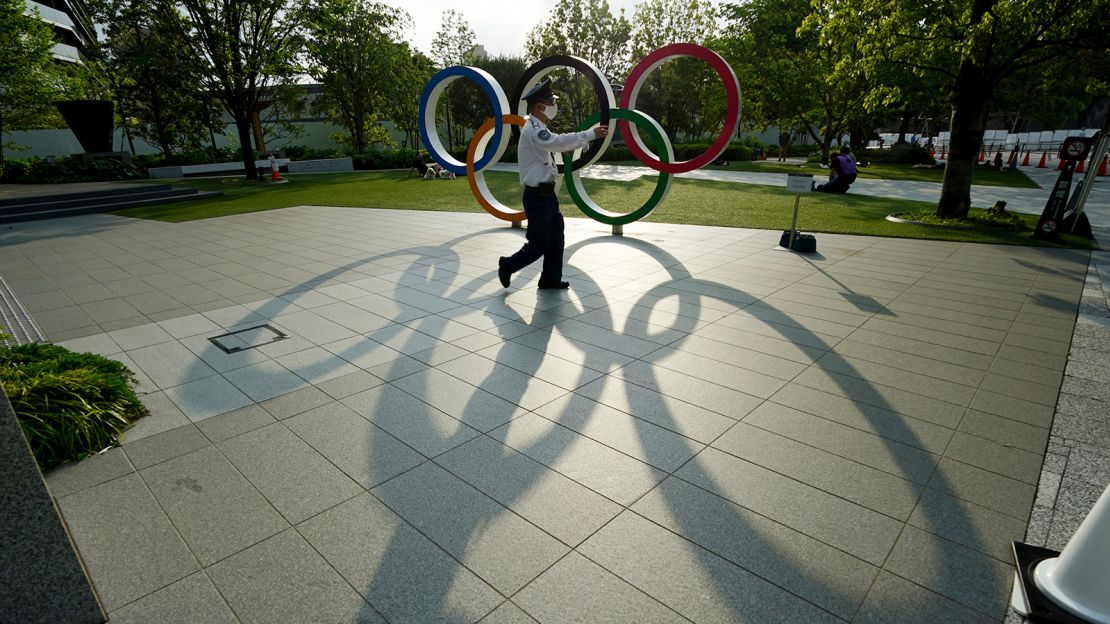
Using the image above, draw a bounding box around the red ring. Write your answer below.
[618,43,741,174]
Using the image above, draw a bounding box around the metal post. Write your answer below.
[612,224,623,236]
[511,221,522,229]
[788,194,801,249]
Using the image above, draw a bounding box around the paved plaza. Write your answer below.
[0,198,1104,622]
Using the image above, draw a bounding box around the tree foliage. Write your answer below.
[0,0,81,164]
[159,0,307,178]
[524,0,630,135]
[629,0,722,140]
[430,9,476,149]
[526,0,632,79]
[811,0,1110,217]
[381,47,436,151]
[306,0,410,154]
[719,0,876,163]
[90,0,219,157]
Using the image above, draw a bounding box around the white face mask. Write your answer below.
[543,103,558,121]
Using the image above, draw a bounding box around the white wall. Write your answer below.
[3,118,413,160]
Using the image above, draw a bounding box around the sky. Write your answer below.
[378,0,722,60]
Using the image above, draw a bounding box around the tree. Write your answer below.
[381,45,435,150]
[430,9,475,150]
[0,0,73,165]
[160,0,306,179]
[812,0,1110,218]
[525,0,631,78]
[720,0,875,163]
[92,0,218,157]
[306,0,409,154]
[629,0,721,141]
[525,0,631,133]
[449,53,528,139]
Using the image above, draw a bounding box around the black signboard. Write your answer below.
[1031,162,1075,241]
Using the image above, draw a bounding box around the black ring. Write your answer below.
[510,55,613,173]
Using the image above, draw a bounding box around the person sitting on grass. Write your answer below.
[814,146,858,194]
[412,152,454,179]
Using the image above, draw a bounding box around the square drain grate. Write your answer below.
[208,324,289,354]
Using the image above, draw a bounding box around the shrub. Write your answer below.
[282,145,342,160]
[0,343,148,470]
[131,146,249,170]
[861,145,935,165]
[352,148,419,170]
[0,155,146,183]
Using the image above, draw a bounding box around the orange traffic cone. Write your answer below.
[1057,158,1067,171]
[940,146,946,159]
[979,149,985,162]
[930,148,936,158]
[1037,152,1047,168]
[1099,155,1108,176]
[1077,158,1086,173]
[1022,151,1030,166]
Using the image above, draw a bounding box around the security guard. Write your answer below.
[498,79,608,289]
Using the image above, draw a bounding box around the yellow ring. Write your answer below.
[467,115,527,222]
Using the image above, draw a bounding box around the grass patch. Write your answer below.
[112,171,1086,248]
[892,208,1026,230]
[1,342,148,470]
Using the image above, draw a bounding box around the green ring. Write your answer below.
[563,108,673,226]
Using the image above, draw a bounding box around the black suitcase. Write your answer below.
[780,230,817,253]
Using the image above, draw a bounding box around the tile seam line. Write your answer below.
[109,451,248,623]
[613,419,867,622]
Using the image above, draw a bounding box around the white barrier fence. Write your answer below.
[868,129,1101,153]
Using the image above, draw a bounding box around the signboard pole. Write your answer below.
[788,194,801,249]
[1070,132,1108,232]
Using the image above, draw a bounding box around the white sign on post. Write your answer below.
[786,174,814,193]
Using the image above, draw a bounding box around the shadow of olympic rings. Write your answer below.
[188,224,999,622]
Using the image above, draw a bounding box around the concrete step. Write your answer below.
[0,184,176,208]
[0,188,206,217]
[0,190,222,224]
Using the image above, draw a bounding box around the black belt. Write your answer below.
[527,182,555,192]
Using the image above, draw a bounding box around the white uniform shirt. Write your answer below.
[518,116,594,187]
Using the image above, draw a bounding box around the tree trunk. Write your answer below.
[896,106,911,144]
[819,135,833,166]
[937,62,990,219]
[236,117,258,180]
[354,122,366,155]
[937,0,997,219]
[150,93,171,157]
[849,122,868,153]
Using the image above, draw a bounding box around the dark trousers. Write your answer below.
[504,186,564,284]
[816,173,856,194]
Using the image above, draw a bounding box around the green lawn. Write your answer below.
[610,159,1040,188]
[113,171,1087,248]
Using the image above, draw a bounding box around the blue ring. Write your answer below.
[418,66,506,175]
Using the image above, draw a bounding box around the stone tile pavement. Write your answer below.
[0,207,1093,622]
[1006,247,1110,623]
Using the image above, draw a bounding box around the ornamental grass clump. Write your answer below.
[0,342,148,470]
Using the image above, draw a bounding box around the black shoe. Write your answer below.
[498,257,511,288]
[537,281,570,290]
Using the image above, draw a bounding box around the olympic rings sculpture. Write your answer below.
[418,43,741,228]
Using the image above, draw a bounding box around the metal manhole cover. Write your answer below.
[208,324,289,354]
